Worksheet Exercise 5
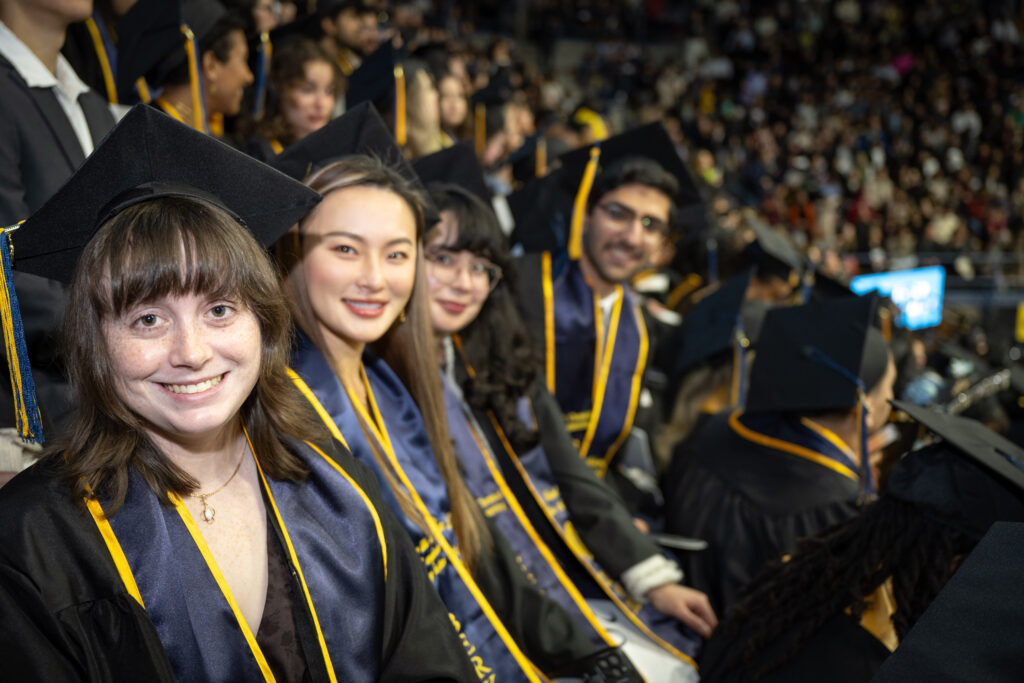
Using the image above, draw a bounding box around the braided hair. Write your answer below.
[718,495,977,679]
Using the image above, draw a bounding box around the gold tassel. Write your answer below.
[535,137,547,177]
[879,306,892,343]
[84,17,117,104]
[135,77,152,104]
[568,146,601,261]
[181,24,207,132]
[393,65,406,146]
[474,102,486,158]
[0,223,42,443]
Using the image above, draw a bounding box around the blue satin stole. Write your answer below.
[480,392,702,664]
[94,440,386,682]
[440,374,614,648]
[547,257,648,477]
[731,410,864,493]
[289,335,540,682]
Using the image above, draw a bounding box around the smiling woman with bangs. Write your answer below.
[0,106,476,682]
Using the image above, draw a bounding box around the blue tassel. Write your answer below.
[0,226,43,443]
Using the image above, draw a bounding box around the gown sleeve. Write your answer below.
[528,379,664,578]
[472,516,598,674]
[336,455,479,683]
[0,462,175,682]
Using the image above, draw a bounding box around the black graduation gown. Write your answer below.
[0,449,477,682]
[697,612,890,683]
[662,411,861,615]
[470,372,664,580]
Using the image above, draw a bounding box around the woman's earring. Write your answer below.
[399,309,407,323]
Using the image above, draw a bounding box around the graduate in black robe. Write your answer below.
[698,402,1024,682]
[663,295,898,615]
[0,106,475,682]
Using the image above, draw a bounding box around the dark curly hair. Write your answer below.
[427,184,544,452]
[717,495,978,680]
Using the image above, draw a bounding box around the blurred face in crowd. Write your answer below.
[300,185,418,354]
[581,183,672,292]
[283,59,336,141]
[424,213,501,335]
[408,69,440,131]
[325,8,363,53]
[357,10,380,56]
[438,75,468,131]
[103,292,262,452]
[203,30,254,117]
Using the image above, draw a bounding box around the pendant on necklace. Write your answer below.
[197,495,216,523]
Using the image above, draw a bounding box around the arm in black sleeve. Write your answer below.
[472,516,597,675]
[528,379,664,578]
[357,477,478,682]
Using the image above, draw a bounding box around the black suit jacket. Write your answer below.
[0,52,114,436]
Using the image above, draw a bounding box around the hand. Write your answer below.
[632,517,650,534]
[646,583,718,638]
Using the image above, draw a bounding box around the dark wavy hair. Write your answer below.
[717,495,978,679]
[427,184,544,452]
[55,197,323,513]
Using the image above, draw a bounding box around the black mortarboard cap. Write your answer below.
[411,142,491,203]
[116,0,228,100]
[745,294,888,414]
[807,269,856,301]
[887,401,1024,539]
[557,122,702,211]
[872,522,1024,683]
[317,0,375,18]
[345,40,403,113]
[507,168,574,253]
[741,213,804,284]
[12,105,321,284]
[666,270,759,379]
[268,102,439,225]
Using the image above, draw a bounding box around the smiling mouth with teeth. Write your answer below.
[163,374,224,395]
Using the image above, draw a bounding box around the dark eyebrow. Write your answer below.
[320,231,414,248]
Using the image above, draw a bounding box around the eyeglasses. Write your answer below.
[596,201,670,236]
[424,248,503,291]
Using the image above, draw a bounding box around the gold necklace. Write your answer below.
[189,448,246,524]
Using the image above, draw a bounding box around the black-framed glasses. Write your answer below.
[424,248,503,291]
[596,201,670,236]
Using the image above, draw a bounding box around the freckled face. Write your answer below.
[103,292,262,448]
[300,185,418,351]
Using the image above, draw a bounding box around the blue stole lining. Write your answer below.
[737,411,863,493]
[550,259,646,475]
[494,396,702,662]
[441,375,609,646]
[289,334,536,682]
[103,441,385,681]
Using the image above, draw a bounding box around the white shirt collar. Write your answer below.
[0,20,90,101]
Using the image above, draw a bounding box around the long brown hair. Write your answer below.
[56,197,326,513]
[277,155,490,572]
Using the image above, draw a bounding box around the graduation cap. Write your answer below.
[411,142,490,203]
[805,269,856,302]
[662,271,767,399]
[469,68,513,157]
[116,0,229,130]
[557,122,703,260]
[746,294,889,493]
[740,212,804,289]
[345,41,409,145]
[746,294,886,415]
[1,104,320,443]
[268,102,438,225]
[888,401,1024,539]
[871,522,1024,683]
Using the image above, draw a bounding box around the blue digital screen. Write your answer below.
[849,266,945,330]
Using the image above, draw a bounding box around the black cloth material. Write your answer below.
[699,612,890,683]
[0,445,478,682]
[662,412,861,615]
